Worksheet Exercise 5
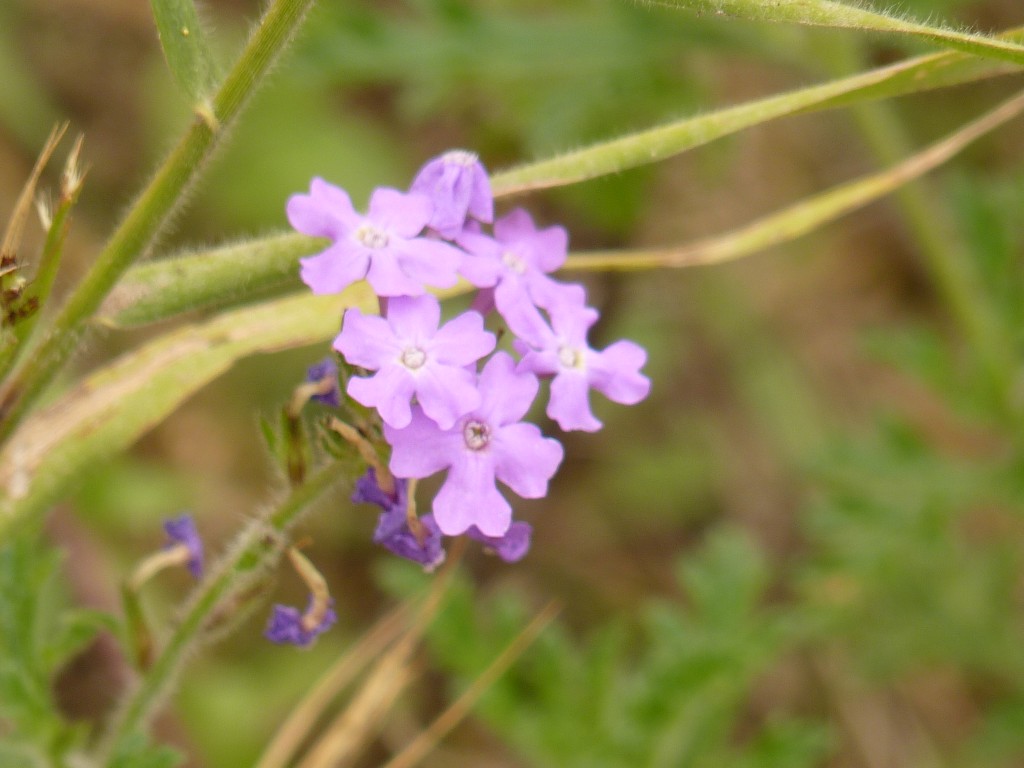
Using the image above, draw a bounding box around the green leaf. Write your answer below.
[149,0,219,102]
[0,286,374,538]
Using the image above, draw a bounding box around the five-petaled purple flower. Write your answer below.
[163,515,204,579]
[335,294,495,429]
[516,297,651,432]
[291,180,463,297]
[385,352,564,537]
[265,599,337,648]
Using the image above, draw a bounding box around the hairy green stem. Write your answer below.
[97,460,347,763]
[0,0,316,442]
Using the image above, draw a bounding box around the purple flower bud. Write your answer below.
[411,150,493,238]
[468,521,532,563]
[306,357,341,407]
[264,599,337,648]
[374,508,447,571]
[163,515,203,579]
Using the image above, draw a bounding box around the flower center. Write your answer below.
[463,419,491,451]
[558,345,583,370]
[400,346,426,370]
[445,149,478,166]
[501,250,527,275]
[354,223,389,249]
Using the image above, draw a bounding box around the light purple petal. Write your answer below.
[415,365,480,430]
[434,452,509,536]
[334,309,398,368]
[368,187,432,237]
[393,238,462,289]
[492,422,564,497]
[477,352,539,427]
[589,340,651,405]
[386,408,459,478]
[429,311,495,366]
[385,294,441,340]
[493,208,534,243]
[468,521,531,562]
[530,224,569,273]
[299,244,369,295]
[286,179,357,238]
[349,366,416,428]
[548,371,602,432]
[364,250,428,297]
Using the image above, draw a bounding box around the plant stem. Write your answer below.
[817,35,1021,415]
[96,460,347,764]
[0,0,316,442]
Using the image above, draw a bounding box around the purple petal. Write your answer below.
[163,514,203,579]
[393,238,462,288]
[415,365,480,430]
[492,422,564,498]
[548,371,602,432]
[352,469,406,510]
[364,250,429,297]
[265,600,337,648]
[386,407,460,479]
[367,188,432,238]
[589,340,651,405]
[429,310,495,366]
[385,294,441,340]
[334,309,399,369]
[348,366,416,428]
[434,451,509,536]
[374,509,446,570]
[306,358,341,407]
[286,178,357,239]
[300,243,370,295]
[468,521,532,563]
[477,352,539,427]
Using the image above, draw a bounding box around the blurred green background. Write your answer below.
[2,0,1024,765]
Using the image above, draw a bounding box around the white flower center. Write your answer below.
[400,346,426,370]
[501,250,527,275]
[463,419,491,451]
[445,150,478,166]
[354,223,389,249]
[558,345,583,370]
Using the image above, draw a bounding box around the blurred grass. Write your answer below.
[3,0,1024,765]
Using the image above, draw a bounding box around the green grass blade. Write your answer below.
[563,89,1024,272]
[149,0,219,102]
[651,0,1024,66]
[0,285,372,538]
[491,25,1024,195]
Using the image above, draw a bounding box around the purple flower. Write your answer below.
[290,179,463,297]
[457,208,575,335]
[163,515,203,579]
[352,467,402,509]
[468,521,532,563]
[410,150,493,238]
[265,599,337,648]
[516,298,650,432]
[306,357,341,407]
[334,294,495,429]
[385,352,563,537]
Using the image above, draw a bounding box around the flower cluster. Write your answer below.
[289,150,650,566]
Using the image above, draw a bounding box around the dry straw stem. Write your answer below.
[563,88,1024,273]
[297,541,466,768]
[257,603,413,768]
[381,600,561,768]
[0,123,66,267]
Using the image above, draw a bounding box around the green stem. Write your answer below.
[818,36,1020,414]
[0,0,316,442]
[97,460,347,764]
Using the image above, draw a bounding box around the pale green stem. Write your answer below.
[818,36,1021,413]
[96,460,347,764]
[0,0,316,442]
